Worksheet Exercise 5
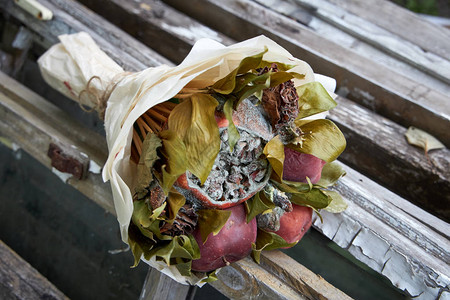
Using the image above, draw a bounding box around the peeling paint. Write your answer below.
[89,160,102,174]
[51,167,72,183]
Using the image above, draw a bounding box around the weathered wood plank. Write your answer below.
[163,0,450,147]
[0,0,172,71]
[288,0,450,84]
[77,0,234,64]
[326,0,450,60]
[315,164,450,299]
[77,0,450,219]
[331,96,450,221]
[0,72,350,299]
[0,71,115,214]
[0,239,69,300]
[254,0,450,96]
[139,268,192,300]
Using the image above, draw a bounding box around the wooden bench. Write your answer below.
[0,0,449,299]
[0,239,68,300]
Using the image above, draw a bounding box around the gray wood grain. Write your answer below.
[327,0,450,59]
[0,239,69,300]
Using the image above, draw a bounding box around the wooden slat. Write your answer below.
[163,0,450,147]
[0,0,172,71]
[255,0,450,96]
[77,0,234,64]
[0,72,350,299]
[0,72,114,214]
[139,268,192,300]
[0,239,69,300]
[327,0,450,59]
[75,0,450,219]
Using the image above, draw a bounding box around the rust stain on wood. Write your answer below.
[47,143,88,180]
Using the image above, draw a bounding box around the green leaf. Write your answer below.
[252,229,296,263]
[132,200,167,240]
[223,97,240,152]
[196,209,232,244]
[245,192,275,223]
[136,133,162,198]
[128,223,156,267]
[201,270,219,283]
[263,136,285,179]
[236,73,271,105]
[212,48,268,94]
[289,119,346,163]
[168,94,220,183]
[323,191,348,213]
[289,188,331,209]
[166,190,186,223]
[158,130,188,194]
[296,82,337,119]
[316,162,346,187]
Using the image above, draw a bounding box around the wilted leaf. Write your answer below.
[405,126,445,153]
[166,190,186,222]
[245,192,275,223]
[159,130,188,194]
[196,209,232,244]
[252,229,296,263]
[263,136,285,179]
[212,48,268,94]
[296,82,337,119]
[316,162,346,187]
[289,188,331,209]
[168,94,220,183]
[323,191,348,213]
[136,133,162,197]
[223,98,240,152]
[290,119,346,163]
[201,270,219,283]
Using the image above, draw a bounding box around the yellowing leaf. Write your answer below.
[168,94,220,183]
[252,229,296,263]
[263,135,285,179]
[159,130,188,194]
[291,119,346,163]
[316,162,346,187]
[296,82,337,120]
[245,192,275,223]
[212,48,268,94]
[224,97,240,151]
[136,133,162,198]
[166,190,186,223]
[323,191,348,213]
[196,209,232,244]
[405,126,445,153]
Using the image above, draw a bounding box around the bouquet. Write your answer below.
[38,32,347,285]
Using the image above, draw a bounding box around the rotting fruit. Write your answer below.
[268,204,312,246]
[191,203,257,272]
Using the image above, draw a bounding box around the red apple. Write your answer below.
[191,204,257,272]
[282,148,326,184]
[269,204,312,246]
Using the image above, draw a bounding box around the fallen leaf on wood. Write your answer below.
[405,126,445,153]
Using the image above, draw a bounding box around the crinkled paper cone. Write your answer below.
[38,32,336,285]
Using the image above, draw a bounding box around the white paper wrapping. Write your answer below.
[38,32,336,285]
